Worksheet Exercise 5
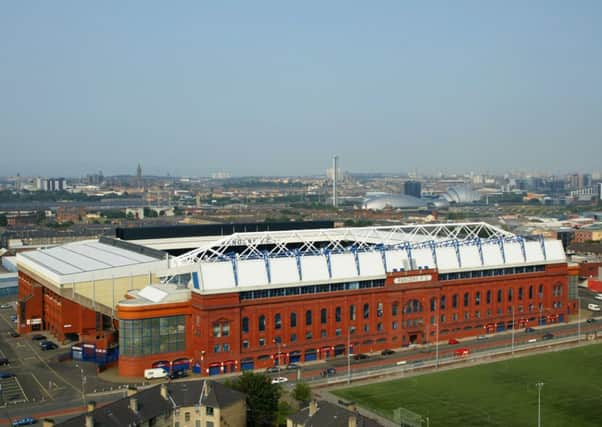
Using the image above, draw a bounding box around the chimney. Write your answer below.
[42,420,55,427]
[87,401,96,412]
[309,400,318,417]
[129,397,139,413]
[127,386,137,397]
[85,415,94,427]
[160,383,169,400]
[348,414,357,427]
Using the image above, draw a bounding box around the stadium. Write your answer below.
[15,221,576,377]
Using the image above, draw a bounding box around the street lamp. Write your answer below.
[347,327,352,384]
[75,364,86,407]
[434,322,439,368]
[577,295,581,342]
[536,381,544,427]
[511,307,515,356]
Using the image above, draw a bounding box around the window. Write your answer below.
[529,285,534,299]
[213,344,221,353]
[508,288,513,302]
[242,317,249,334]
[321,308,327,324]
[430,297,437,312]
[206,406,214,416]
[259,338,265,346]
[306,310,312,326]
[291,333,297,342]
[452,294,458,309]
[392,303,399,316]
[222,323,230,337]
[518,287,523,300]
[185,412,191,422]
[486,290,491,304]
[363,303,370,319]
[377,302,383,317]
[475,292,480,306]
[206,423,214,427]
[335,307,342,322]
[336,328,342,336]
[259,315,266,332]
[440,296,446,310]
[306,331,313,340]
[440,315,445,323]
[538,284,544,299]
[242,340,249,349]
[464,312,470,320]
[350,305,356,321]
[497,289,503,303]
[321,329,327,338]
[119,315,186,357]
[290,312,297,328]
[274,313,281,329]
[392,321,398,330]
[213,324,221,337]
[377,323,383,332]
[274,336,281,344]
[363,324,369,332]
[223,343,230,352]
[464,293,469,307]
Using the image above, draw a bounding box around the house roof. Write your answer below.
[57,380,245,427]
[289,400,383,427]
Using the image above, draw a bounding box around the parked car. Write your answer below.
[40,341,58,351]
[9,331,20,338]
[321,367,336,377]
[286,363,300,370]
[271,376,288,384]
[542,333,554,340]
[381,349,395,356]
[524,327,536,333]
[454,348,470,357]
[0,303,12,309]
[447,338,459,345]
[0,372,15,379]
[0,358,9,366]
[353,353,368,361]
[476,335,489,340]
[588,303,601,312]
[11,417,37,426]
[31,334,46,341]
[144,368,168,380]
[587,318,597,324]
[265,366,280,373]
[168,369,188,380]
[10,315,17,321]
[594,293,602,301]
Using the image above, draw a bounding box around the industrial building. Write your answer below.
[16,221,574,377]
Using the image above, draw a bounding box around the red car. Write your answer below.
[448,338,459,345]
[454,348,470,357]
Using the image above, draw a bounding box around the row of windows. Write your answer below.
[438,265,546,281]
[243,302,387,333]
[428,284,561,312]
[119,316,186,357]
[239,279,385,301]
[429,302,563,324]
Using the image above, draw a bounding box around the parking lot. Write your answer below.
[0,376,28,406]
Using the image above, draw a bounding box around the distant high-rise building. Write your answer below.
[404,180,422,198]
[137,163,143,187]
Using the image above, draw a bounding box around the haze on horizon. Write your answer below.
[1,1,601,178]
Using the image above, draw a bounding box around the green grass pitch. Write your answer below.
[333,343,602,427]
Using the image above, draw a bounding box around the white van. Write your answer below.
[144,368,168,380]
[587,303,601,312]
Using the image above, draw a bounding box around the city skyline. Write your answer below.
[2,1,601,176]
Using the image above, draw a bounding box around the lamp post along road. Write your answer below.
[435,323,439,368]
[347,327,352,384]
[536,381,544,427]
[511,307,515,356]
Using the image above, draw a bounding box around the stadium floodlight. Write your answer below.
[536,381,544,427]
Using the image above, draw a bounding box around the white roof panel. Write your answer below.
[384,249,410,272]
[21,251,82,275]
[330,253,358,279]
[269,257,300,285]
[435,247,459,270]
[482,244,504,266]
[458,245,482,269]
[138,286,168,303]
[200,261,235,291]
[412,247,435,270]
[544,240,566,262]
[300,255,329,282]
[358,252,385,276]
[524,241,544,263]
[237,259,269,288]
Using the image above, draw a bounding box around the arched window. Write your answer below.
[508,288,513,302]
[430,297,437,312]
[242,317,249,334]
[452,294,458,309]
[440,296,446,310]
[335,306,342,322]
[392,302,399,316]
[274,313,282,330]
[306,310,312,326]
[404,299,423,313]
[350,305,356,320]
[321,308,327,324]
[538,284,544,299]
[486,290,491,304]
[290,312,297,328]
[497,289,503,303]
[464,292,470,307]
[258,315,266,332]
[363,303,370,319]
[529,285,534,299]
[475,292,481,306]
[518,287,523,301]
[377,302,383,317]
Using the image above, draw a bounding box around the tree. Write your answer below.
[227,372,280,427]
[0,214,6,227]
[291,382,311,404]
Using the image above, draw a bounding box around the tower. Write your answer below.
[332,155,338,207]
[136,163,142,188]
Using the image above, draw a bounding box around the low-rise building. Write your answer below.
[287,400,382,427]
[53,380,246,427]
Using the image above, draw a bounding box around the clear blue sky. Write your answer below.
[1,1,601,177]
